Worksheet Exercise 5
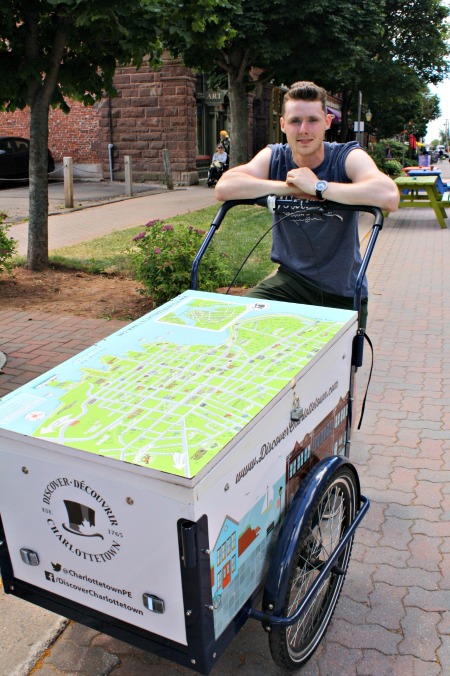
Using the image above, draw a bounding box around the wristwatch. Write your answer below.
[314,180,328,199]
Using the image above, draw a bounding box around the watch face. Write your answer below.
[316,180,327,191]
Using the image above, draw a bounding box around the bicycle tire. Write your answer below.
[269,464,358,670]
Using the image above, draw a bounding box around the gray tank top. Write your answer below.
[269,141,368,299]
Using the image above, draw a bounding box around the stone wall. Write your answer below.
[98,55,199,184]
[0,55,199,184]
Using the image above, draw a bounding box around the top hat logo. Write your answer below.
[62,500,104,540]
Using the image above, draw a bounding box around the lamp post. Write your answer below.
[365,109,372,147]
[357,90,363,146]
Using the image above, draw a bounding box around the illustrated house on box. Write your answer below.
[211,517,238,595]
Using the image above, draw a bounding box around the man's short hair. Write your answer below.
[282,81,327,115]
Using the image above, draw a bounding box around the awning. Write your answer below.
[327,107,342,123]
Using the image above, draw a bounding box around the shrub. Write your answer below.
[130,219,231,307]
[367,140,404,177]
[0,211,17,276]
[383,159,403,178]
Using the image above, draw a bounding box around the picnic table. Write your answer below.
[401,165,436,173]
[394,174,449,229]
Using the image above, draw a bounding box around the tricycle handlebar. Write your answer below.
[207,196,384,229]
[190,196,383,323]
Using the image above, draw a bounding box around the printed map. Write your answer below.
[0,291,355,478]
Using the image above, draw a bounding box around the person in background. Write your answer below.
[212,144,227,164]
[219,130,230,168]
[207,144,228,187]
[215,80,399,329]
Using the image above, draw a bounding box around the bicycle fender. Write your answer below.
[262,456,360,615]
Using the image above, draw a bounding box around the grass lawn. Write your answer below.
[41,203,277,290]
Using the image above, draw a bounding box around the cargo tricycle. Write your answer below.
[0,197,382,673]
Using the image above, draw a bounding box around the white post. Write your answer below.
[124,155,133,196]
[63,157,74,209]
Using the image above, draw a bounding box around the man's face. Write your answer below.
[280,99,332,160]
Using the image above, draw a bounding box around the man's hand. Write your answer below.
[285,167,319,197]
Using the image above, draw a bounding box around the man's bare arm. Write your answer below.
[216,146,399,212]
[215,148,311,201]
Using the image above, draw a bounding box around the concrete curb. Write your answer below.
[0,586,68,676]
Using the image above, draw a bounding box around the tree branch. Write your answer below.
[40,15,73,107]
[237,48,249,82]
[218,50,232,73]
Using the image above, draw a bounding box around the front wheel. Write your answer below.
[269,464,358,670]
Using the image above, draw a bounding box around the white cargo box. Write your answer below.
[0,290,357,670]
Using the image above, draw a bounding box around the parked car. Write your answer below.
[0,137,55,180]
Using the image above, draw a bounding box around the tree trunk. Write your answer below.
[24,14,69,270]
[27,101,50,270]
[227,71,250,167]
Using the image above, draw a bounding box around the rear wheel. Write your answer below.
[269,465,358,670]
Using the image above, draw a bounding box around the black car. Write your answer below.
[0,136,55,180]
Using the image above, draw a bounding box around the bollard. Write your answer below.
[108,143,114,182]
[162,149,174,190]
[124,155,133,196]
[63,157,74,208]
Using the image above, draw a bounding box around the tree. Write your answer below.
[163,0,383,165]
[334,0,450,141]
[0,0,227,270]
[369,85,441,140]
[0,0,163,269]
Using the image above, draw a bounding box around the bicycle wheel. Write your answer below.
[269,464,358,670]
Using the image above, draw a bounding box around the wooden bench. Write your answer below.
[394,175,449,229]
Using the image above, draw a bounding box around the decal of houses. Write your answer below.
[211,516,238,594]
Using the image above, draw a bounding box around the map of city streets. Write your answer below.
[0,291,355,478]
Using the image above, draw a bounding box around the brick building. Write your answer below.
[0,55,343,185]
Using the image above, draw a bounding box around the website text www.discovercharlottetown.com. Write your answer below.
[235,380,339,484]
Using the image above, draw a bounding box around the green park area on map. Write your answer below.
[32,297,347,478]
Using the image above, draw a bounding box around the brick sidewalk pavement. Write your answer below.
[1,181,450,674]
[0,312,127,400]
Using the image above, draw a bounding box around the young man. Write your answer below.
[215,81,399,328]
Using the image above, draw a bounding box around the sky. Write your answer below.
[425,79,450,143]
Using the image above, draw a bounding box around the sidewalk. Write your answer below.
[4,182,219,256]
[1,165,450,675]
[0,178,166,223]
